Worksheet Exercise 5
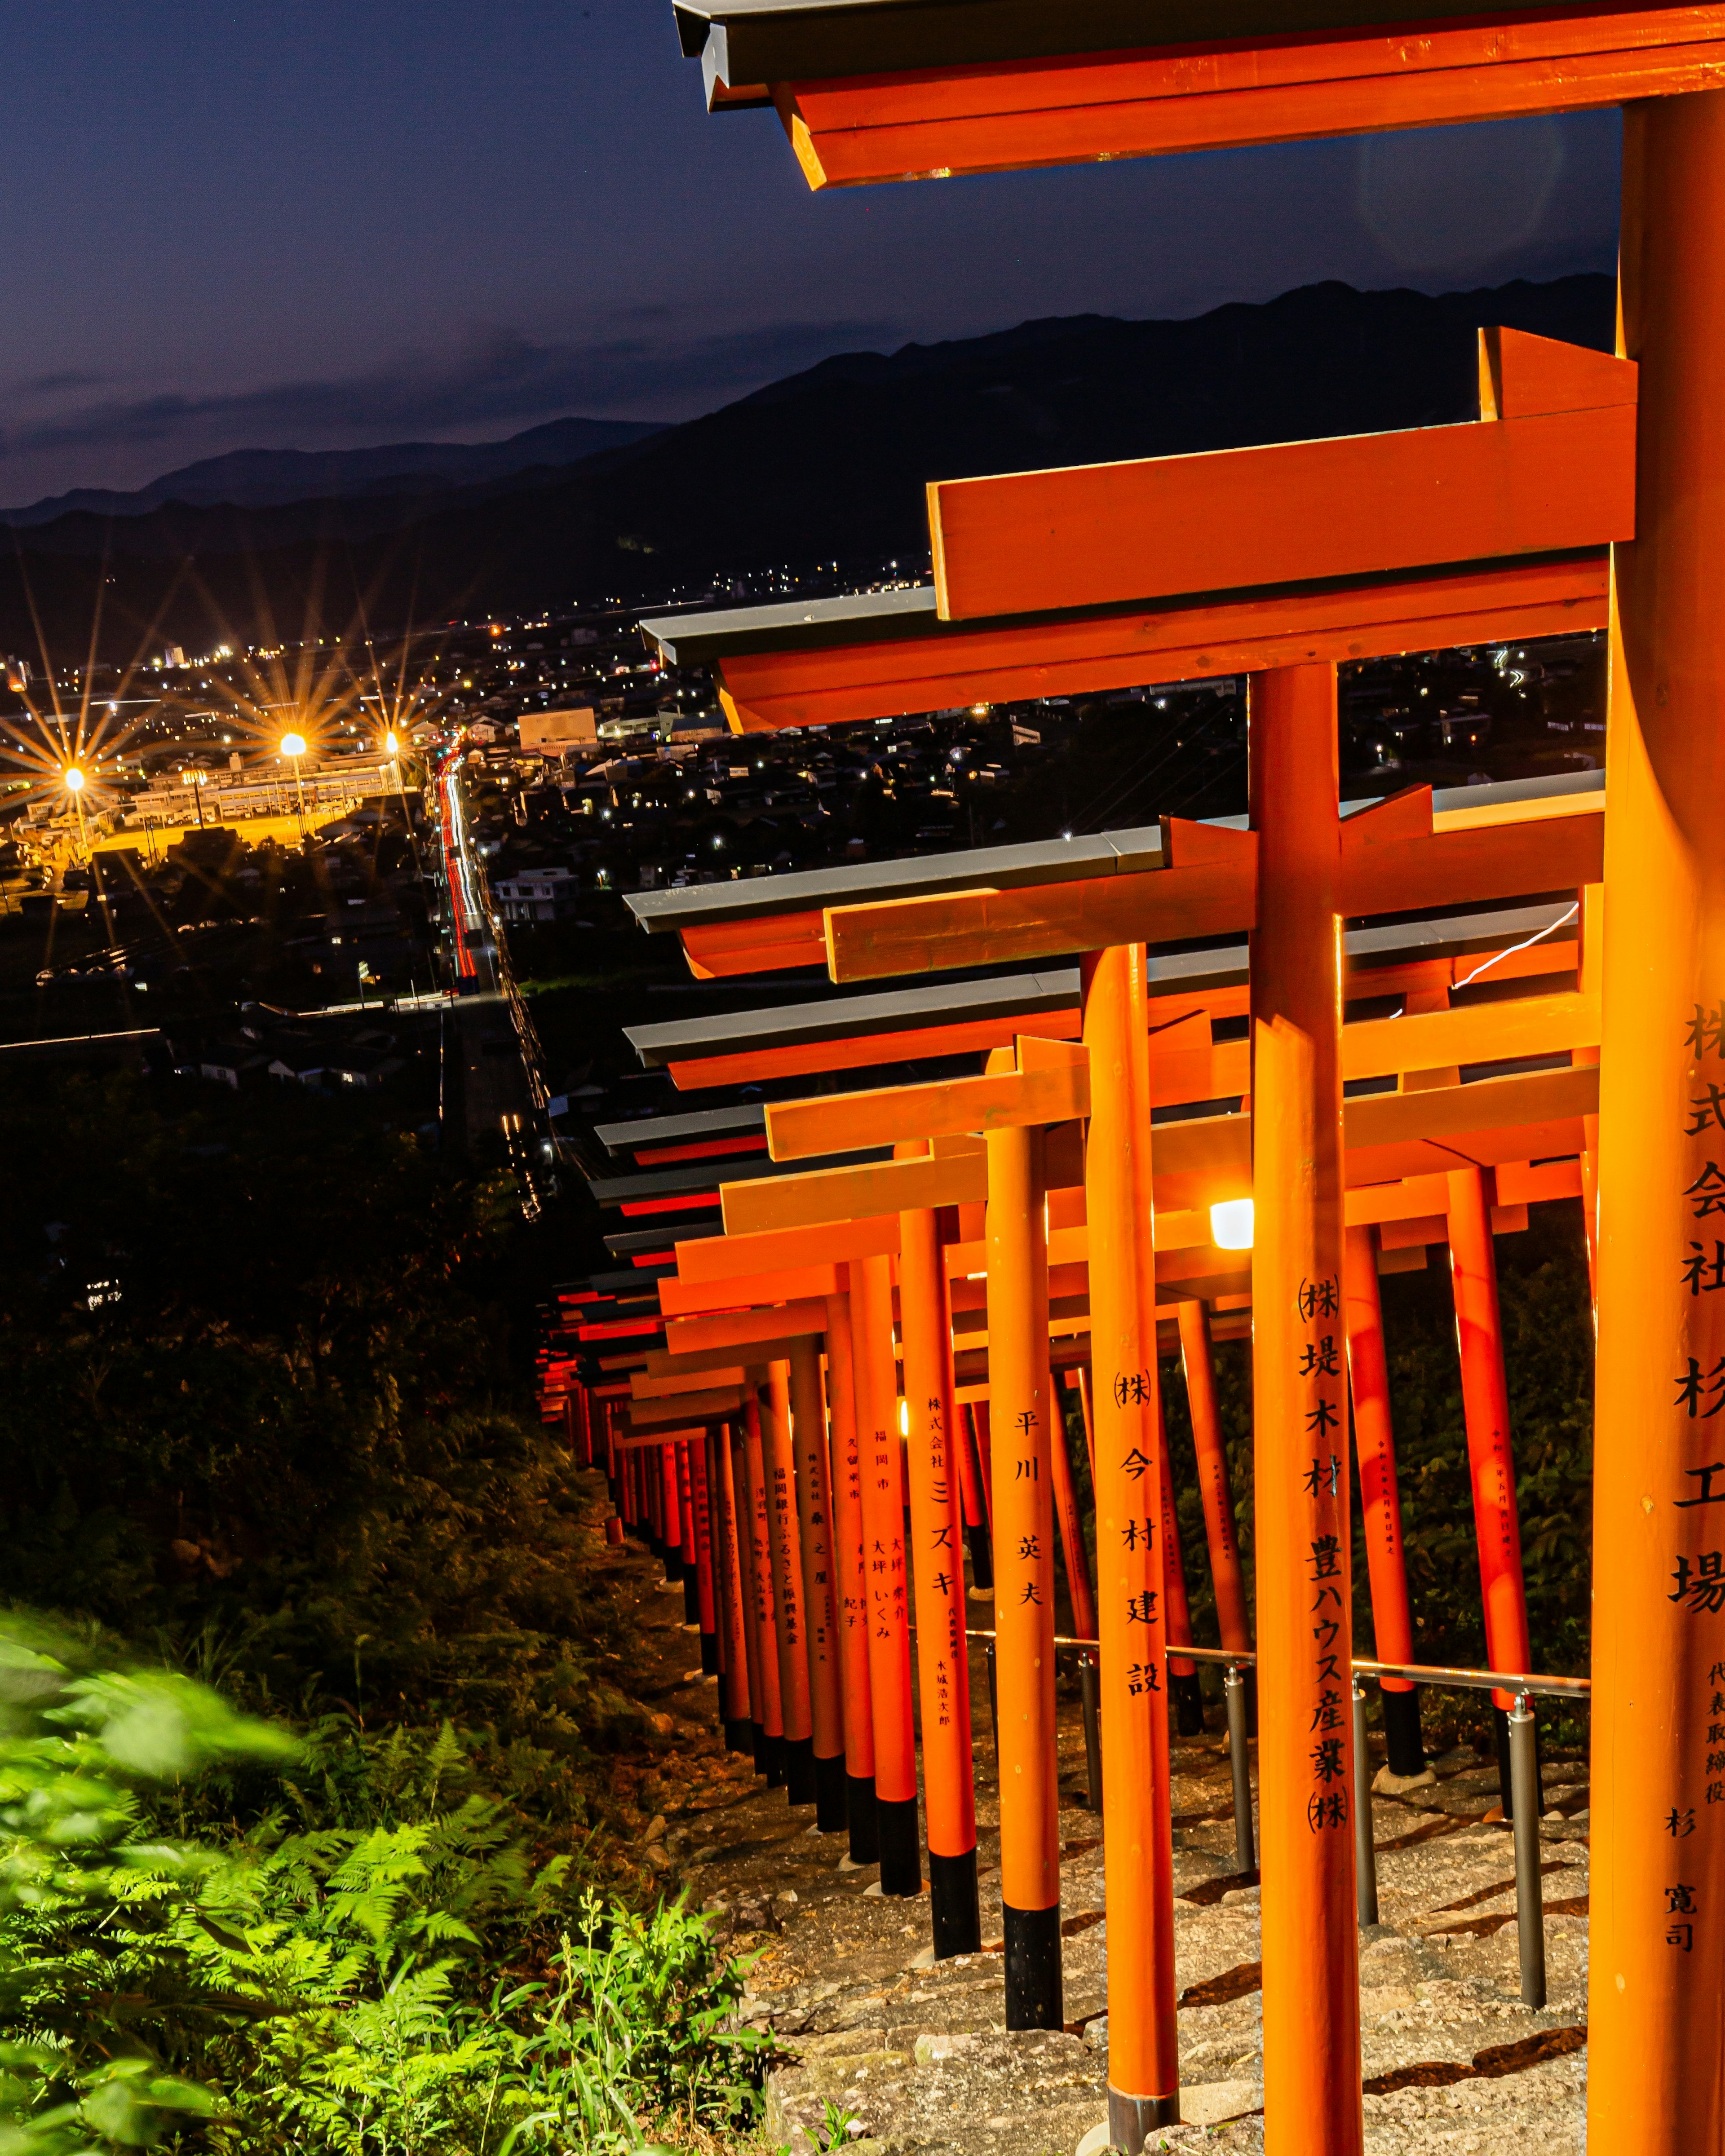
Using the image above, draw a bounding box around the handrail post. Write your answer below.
[1509,1690,1546,2008]
[1352,1679,1379,1927]
[1078,1650,1103,1812]
[1225,1662,1256,1878]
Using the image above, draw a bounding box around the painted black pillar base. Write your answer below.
[965,1522,994,1591]
[763,1733,786,1789]
[1172,1670,1207,1737]
[1003,1902,1064,2029]
[877,1796,921,1896]
[814,1752,848,1832]
[723,1717,753,1756]
[699,1631,719,1677]
[1108,2086,1181,2153]
[846,1774,879,1865]
[784,1736,818,1806]
[662,1550,682,1584]
[750,1722,768,1775]
[681,1570,700,1623]
[1382,1685,1426,1777]
[930,1847,981,1958]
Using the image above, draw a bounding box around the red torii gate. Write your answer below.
[659,5,1725,2134]
[633,340,1618,2146]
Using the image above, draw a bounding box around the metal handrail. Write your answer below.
[958,1627,1588,1702]
[960,1621,1570,2010]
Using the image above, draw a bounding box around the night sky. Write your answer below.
[0,1,1621,508]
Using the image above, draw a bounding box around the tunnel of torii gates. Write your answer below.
[566,0,1725,2146]
[525,294,1661,2147]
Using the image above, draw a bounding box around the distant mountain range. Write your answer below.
[0,415,667,526]
[0,273,1616,657]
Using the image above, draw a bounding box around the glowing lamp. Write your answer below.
[62,767,85,793]
[280,733,307,758]
[385,731,400,756]
[1210,1199,1255,1250]
[898,1398,909,1437]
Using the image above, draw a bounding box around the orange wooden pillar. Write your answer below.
[618,1433,637,1527]
[1177,1299,1252,1655]
[676,1442,701,1625]
[824,1289,879,1862]
[725,1421,768,1761]
[763,1361,818,1804]
[901,1204,980,1954]
[708,1426,752,1752]
[740,1396,786,1785]
[1590,94,1725,2141]
[851,1252,921,1894]
[1250,660,1362,2156]
[687,1436,720,1677]
[1156,1388,1206,1736]
[661,1443,682,1580]
[1341,1227,1425,1776]
[788,1334,848,1830]
[956,1400,994,1589]
[1084,942,1179,2141]
[1050,1373,1097,1639]
[1447,1166,1534,1709]
[986,1118,1060,2025]
[1075,1366,1098,1486]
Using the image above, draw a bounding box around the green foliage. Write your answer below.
[0,1613,295,2156]
[0,1067,633,1752]
[0,1621,768,2156]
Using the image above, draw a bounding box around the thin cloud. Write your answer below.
[0,318,902,466]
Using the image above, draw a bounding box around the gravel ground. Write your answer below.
[615,1551,1589,2156]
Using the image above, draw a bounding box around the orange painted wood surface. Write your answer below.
[824,849,1257,982]
[666,1005,1083,1090]
[681,910,827,977]
[663,1304,829,1361]
[722,1140,986,1234]
[824,814,1598,981]
[714,553,1607,735]
[929,406,1633,622]
[765,1056,1089,1161]
[659,1264,839,1318]
[775,9,1725,190]
[631,1135,770,1166]
[677,1214,898,1284]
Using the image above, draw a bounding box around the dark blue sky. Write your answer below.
[0,2,1620,505]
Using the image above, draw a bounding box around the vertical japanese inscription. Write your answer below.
[1655,1002,1725,1963]
[1296,1275,1350,1834]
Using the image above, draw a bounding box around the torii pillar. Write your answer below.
[1250,662,1362,2155]
[1591,89,1725,2145]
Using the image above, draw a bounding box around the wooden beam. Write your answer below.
[825,817,1257,981]
[710,552,1608,736]
[666,1003,1083,1090]
[726,1062,1599,1235]
[632,1365,746,1400]
[624,1387,745,1428]
[659,1262,840,1317]
[722,1138,987,1234]
[928,333,1634,620]
[764,1054,1089,1161]
[664,1302,830,1357]
[825,808,1600,982]
[676,1213,899,1284]
[772,10,1725,190]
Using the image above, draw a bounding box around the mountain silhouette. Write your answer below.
[0,274,1616,658]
